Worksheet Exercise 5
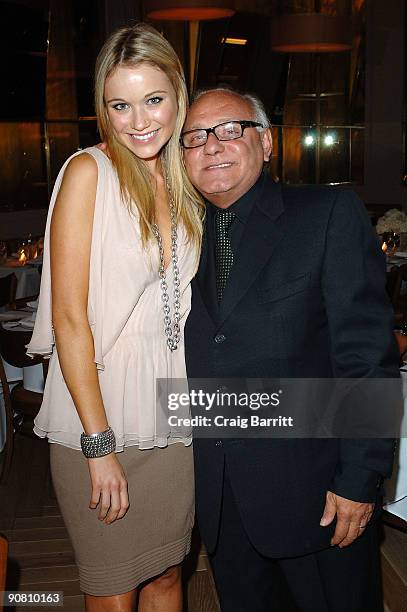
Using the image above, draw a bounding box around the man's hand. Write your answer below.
[320,491,374,548]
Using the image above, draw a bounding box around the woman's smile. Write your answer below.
[105,64,178,169]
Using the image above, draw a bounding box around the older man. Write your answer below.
[182,87,399,612]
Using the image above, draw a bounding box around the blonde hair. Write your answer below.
[95,22,204,247]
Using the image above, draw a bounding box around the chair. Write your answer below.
[0,274,17,309]
[0,324,46,483]
[10,293,39,311]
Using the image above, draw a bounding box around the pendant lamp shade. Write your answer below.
[271,13,352,53]
[144,0,235,21]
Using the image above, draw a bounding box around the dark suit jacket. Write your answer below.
[184,174,400,558]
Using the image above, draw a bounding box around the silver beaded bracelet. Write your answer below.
[80,426,116,458]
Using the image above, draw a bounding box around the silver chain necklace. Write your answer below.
[152,180,181,352]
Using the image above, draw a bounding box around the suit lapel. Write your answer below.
[218,180,285,327]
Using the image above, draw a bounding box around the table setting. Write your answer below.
[386,251,407,267]
[0,301,37,331]
[0,299,37,327]
[376,209,407,271]
[0,299,43,451]
[0,237,43,301]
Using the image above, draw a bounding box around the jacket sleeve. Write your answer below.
[321,189,401,502]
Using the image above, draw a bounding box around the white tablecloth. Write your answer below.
[386,252,407,269]
[0,307,43,452]
[0,264,41,299]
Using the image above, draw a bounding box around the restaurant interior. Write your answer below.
[0,0,406,610]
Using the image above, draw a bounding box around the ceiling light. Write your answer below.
[271,14,351,53]
[145,0,235,21]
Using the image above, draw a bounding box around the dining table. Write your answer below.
[0,305,41,452]
[386,251,407,270]
[0,257,42,300]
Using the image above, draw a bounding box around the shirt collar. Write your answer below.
[209,172,265,222]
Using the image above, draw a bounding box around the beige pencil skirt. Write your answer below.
[50,442,194,596]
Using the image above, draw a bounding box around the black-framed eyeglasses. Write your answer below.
[181,120,263,149]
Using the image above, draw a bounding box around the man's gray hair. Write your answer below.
[192,86,271,131]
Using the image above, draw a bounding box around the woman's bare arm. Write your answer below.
[50,153,128,524]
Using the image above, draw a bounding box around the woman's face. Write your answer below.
[104,63,178,169]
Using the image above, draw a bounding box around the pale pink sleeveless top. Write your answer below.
[27,147,198,451]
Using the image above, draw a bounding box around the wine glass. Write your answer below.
[382,231,400,256]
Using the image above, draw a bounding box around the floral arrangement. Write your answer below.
[376,208,407,234]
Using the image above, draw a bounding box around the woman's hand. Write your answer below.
[87,453,129,524]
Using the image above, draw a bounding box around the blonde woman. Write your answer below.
[27,23,203,612]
